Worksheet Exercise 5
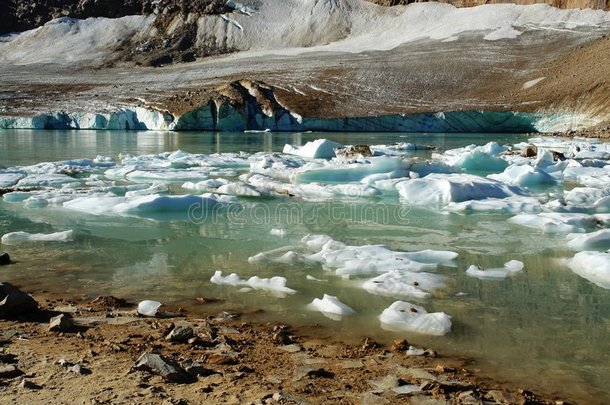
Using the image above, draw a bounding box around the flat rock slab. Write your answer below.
[49,314,73,332]
[133,352,196,384]
[0,364,23,378]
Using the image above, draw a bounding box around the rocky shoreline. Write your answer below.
[0,281,570,405]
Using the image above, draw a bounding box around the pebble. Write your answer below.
[19,379,41,390]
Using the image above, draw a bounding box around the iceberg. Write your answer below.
[379,301,452,336]
[465,260,524,280]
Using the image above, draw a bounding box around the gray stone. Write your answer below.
[19,379,42,390]
[0,253,11,266]
[166,326,193,342]
[0,364,22,378]
[67,363,91,375]
[0,282,38,318]
[181,360,217,377]
[278,344,301,353]
[133,352,196,384]
[49,314,73,332]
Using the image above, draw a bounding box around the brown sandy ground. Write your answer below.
[0,289,570,405]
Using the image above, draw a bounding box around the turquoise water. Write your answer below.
[0,129,609,402]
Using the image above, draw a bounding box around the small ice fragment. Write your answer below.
[306,275,326,282]
[270,228,287,237]
[406,346,426,356]
[248,252,270,263]
[567,251,610,289]
[137,300,161,317]
[567,229,610,251]
[283,139,343,159]
[307,294,355,321]
[379,301,451,336]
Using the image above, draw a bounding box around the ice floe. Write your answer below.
[378,301,452,336]
[1,230,73,245]
[488,164,556,187]
[307,294,355,320]
[567,251,610,289]
[396,173,525,206]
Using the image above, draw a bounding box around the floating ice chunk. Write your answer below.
[250,154,307,180]
[182,178,230,192]
[124,182,169,197]
[1,230,73,245]
[247,276,296,295]
[0,172,26,188]
[567,229,610,251]
[283,139,343,159]
[270,228,287,237]
[301,234,334,250]
[362,270,446,299]
[275,251,311,264]
[306,275,326,282]
[126,169,211,183]
[445,150,508,173]
[16,174,80,188]
[567,251,610,289]
[248,253,271,263]
[307,294,355,320]
[401,250,458,265]
[137,300,161,317]
[210,271,295,296]
[447,196,541,213]
[509,213,595,234]
[217,181,262,197]
[379,301,451,336]
[488,164,556,187]
[564,187,610,206]
[396,173,525,206]
[465,260,524,280]
[3,191,35,203]
[293,157,405,184]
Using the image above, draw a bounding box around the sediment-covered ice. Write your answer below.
[210,270,296,296]
[465,260,524,280]
[567,251,610,289]
[566,229,610,251]
[307,294,355,320]
[1,230,73,245]
[378,301,452,336]
[396,173,525,206]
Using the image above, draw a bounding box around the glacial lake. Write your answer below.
[0,129,609,403]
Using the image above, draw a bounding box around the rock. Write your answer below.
[335,144,373,160]
[89,296,128,309]
[68,364,91,375]
[306,368,334,378]
[522,145,537,157]
[181,360,217,377]
[361,337,379,350]
[272,391,284,401]
[0,253,11,266]
[0,364,22,378]
[133,352,196,384]
[552,150,566,161]
[391,338,409,351]
[49,314,73,332]
[19,379,42,390]
[278,344,301,353]
[458,390,483,405]
[166,326,193,342]
[0,282,38,318]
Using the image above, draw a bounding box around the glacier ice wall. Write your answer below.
[0,103,591,133]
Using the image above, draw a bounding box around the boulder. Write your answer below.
[0,282,38,318]
[166,325,194,342]
[133,352,196,383]
[0,253,11,266]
